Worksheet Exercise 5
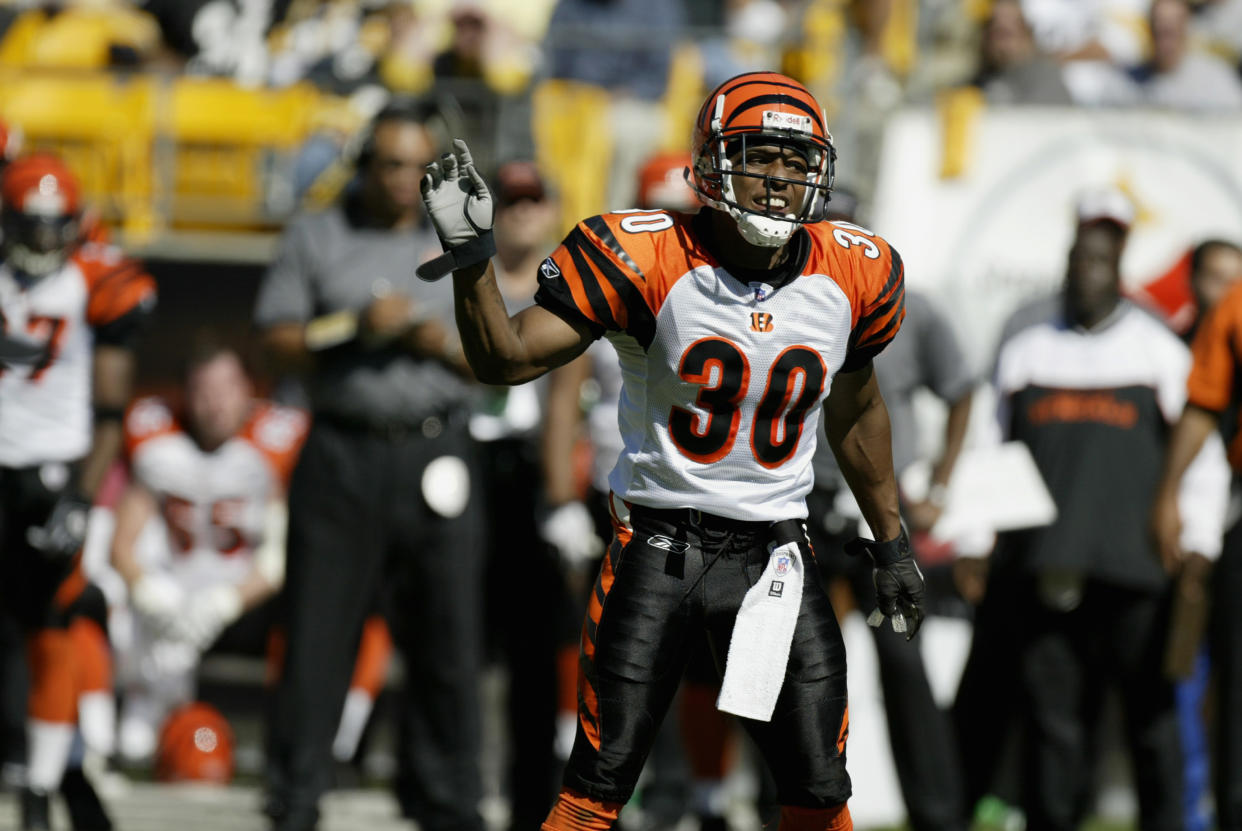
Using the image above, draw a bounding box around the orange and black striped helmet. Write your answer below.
[690,71,836,246]
[1,153,82,278]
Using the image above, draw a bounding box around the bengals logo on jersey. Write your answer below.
[749,312,774,333]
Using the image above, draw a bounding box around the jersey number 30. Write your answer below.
[669,338,826,468]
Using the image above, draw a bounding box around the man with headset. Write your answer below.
[254,100,485,831]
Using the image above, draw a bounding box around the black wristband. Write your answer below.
[416,231,496,282]
[93,405,125,424]
[844,528,911,566]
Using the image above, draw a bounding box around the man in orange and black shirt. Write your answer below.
[1155,268,1242,831]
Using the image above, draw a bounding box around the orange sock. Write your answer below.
[350,616,393,697]
[542,787,622,831]
[69,617,112,695]
[776,804,852,831]
[27,629,76,723]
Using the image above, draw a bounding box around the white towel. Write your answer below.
[717,540,804,721]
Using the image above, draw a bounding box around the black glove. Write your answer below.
[26,490,91,562]
[845,528,925,640]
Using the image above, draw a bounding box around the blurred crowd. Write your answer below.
[1,1,1242,831]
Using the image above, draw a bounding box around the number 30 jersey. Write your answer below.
[534,209,905,522]
[123,397,309,587]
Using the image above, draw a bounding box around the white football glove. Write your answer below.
[541,501,604,569]
[417,138,495,282]
[174,584,243,652]
[130,573,186,637]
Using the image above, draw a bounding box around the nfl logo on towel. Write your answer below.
[774,555,790,576]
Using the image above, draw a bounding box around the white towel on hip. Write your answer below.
[717,539,804,721]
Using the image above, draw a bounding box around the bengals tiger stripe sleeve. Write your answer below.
[79,246,157,345]
[534,216,660,348]
[840,238,905,372]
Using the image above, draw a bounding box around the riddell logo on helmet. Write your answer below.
[762,111,813,134]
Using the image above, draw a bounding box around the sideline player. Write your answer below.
[109,339,306,763]
[0,153,156,830]
[420,71,924,830]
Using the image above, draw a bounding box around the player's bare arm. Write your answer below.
[109,480,158,588]
[81,344,135,497]
[415,139,594,383]
[1152,403,1220,569]
[453,262,593,384]
[823,362,902,541]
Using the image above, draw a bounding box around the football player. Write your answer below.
[421,71,924,830]
[109,339,306,763]
[0,153,156,830]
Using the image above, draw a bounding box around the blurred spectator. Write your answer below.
[470,159,566,828]
[0,153,157,831]
[1189,0,1242,68]
[956,193,1229,831]
[1136,239,1242,340]
[543,0,685,209]
[108,339,305,766]
[971,0,1073,105]
[1018,0,1151,105]
[1128,0,1242,111]
[253,100,485,831]
[141,0,294,85]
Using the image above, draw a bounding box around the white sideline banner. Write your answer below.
[870,107,1242,374]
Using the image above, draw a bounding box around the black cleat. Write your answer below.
[61,767,113,831]
[20,787,51,830]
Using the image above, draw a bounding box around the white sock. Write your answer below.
[332,688,374,763]
[78,692,116,757]
[555,711,577,761]
[27,720,75,792]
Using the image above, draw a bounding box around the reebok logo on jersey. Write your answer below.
[647,535,689,553]
[539,258,561,280]
[750,312,774,333]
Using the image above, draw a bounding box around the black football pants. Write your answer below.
[267,419,485,831]
[563,501,852,808]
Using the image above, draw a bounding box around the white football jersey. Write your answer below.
[535,211,905,521]
[124,397,308,588]
[0,243,155,467]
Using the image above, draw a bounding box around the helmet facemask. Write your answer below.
[2,209,78,279]
[692,93,836,247]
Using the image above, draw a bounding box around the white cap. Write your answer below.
[1075,186,1134,231]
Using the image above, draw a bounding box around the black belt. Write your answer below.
[628,503,804,544]
[315,410,468,442]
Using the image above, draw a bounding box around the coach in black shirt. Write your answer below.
[254,101,484,831]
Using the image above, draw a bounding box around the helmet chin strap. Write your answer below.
[734,212,796,247]
[719,157,802,247]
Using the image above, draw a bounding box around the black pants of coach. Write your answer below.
[479,437,566,828]
[267,417,485,831]
[956,560,1183,831]
[1213,515,1242,831]
[564,502,851,808]
[805,486,969,831]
